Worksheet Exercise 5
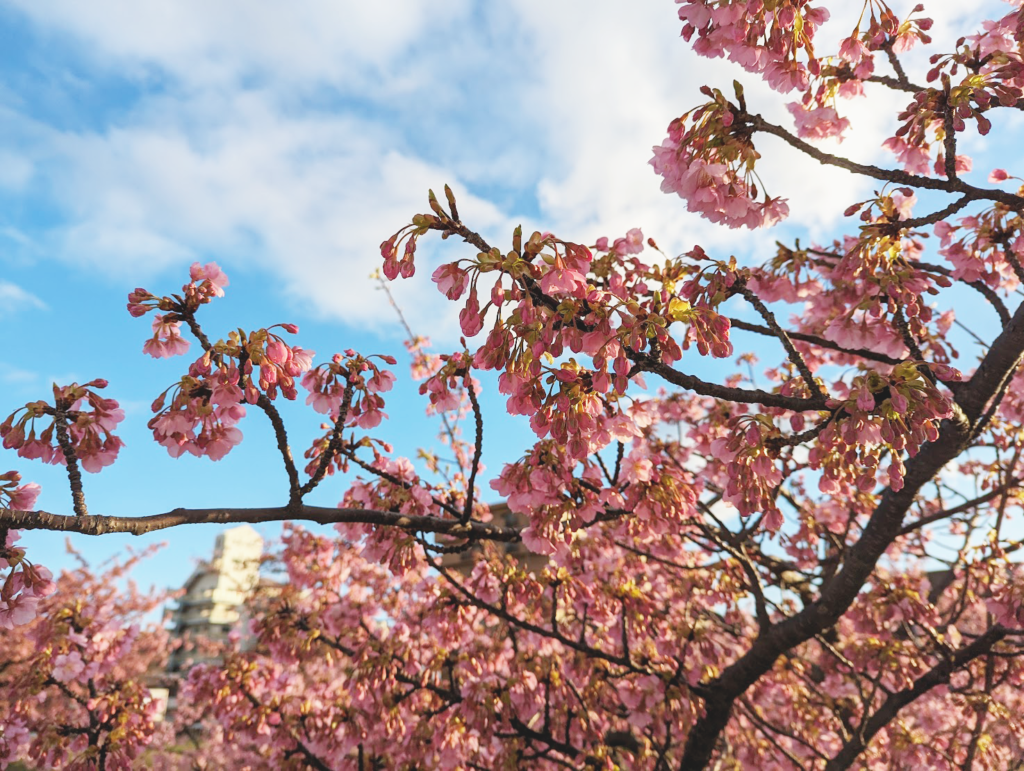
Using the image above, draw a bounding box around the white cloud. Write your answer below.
[513,0,1005,261]
[0,362,37,384]
[3,0,473,93]
[0,151,32,190]
[0,280,46,316]
[0,0,1011,344]
[0,226,34,247]
[3,91,514,335]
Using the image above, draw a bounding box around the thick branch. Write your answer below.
[0,505,520,542]
[882,41,913,90]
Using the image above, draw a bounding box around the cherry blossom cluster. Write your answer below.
[794,1,933,121]
[380,211,439,280]
[127,260,229,320]
[404,334,443,382]
[131,261,315,460]
[811,362,954,494]
[302,350,396,426]
[710,416,786,528]
[0,476,53,632]
[673,247,743,358]
[148,361,247,460]
[677,0,941,145]
[340,460,439,574]
[879,18,1024,175]
[301,351,399,479]
[240,324,315,402]
[675,0,830,93]
[142,314,190,359]
[650,87,790,228]
[1,381,125,473]
[935,200,1024,289]
[417,349,477,417]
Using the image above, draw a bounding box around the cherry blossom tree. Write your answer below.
[5,0,1024,767]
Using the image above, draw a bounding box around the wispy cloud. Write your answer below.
[0,280,46,316]
[0,362,37,384]
[0,151,33,190]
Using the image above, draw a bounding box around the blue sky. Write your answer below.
[0,0,1010,594]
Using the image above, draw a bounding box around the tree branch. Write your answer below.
[630,351,828,411]
[824,625,1009,770]
[0,505,520,542]
[733,282,823,398]
[898,480,1021,536]
[53,403,88,517]
[255,394,302,504]
[298,378,354,497]
[728,318,902,365]
[461,376,484,524]
[744,113,1024,209]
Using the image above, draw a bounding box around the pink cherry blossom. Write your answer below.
[189,261,230,296]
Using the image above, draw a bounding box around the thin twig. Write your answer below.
[897,479,1020,536]
[734,282,823,399]
[256,394,302,504]
[299,378,354,497]
[728,318,901,365]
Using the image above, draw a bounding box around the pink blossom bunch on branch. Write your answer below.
[7,0,1024,768]
[0,476,52,631]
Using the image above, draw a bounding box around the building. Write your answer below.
[166,524,263,672]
